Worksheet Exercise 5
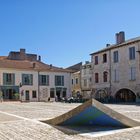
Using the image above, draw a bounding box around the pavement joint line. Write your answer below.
[80,126,140,138]
[0,111,51,127]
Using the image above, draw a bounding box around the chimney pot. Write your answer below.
[116,31,125,44]
[38,55,41,61]
[50,64,52,68]
[106,44,110,47]
[20,48,26,60]
[33,63,36,68]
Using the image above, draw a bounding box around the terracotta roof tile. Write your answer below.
[0,57,71,73]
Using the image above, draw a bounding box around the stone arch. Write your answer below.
[95,89,108,102]
[115,88,136,102]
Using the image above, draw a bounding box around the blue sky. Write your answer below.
[0,0,140,68]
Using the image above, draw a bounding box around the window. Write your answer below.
[103,53,107,63]
[84,79,87,87]
[89,77,92,82]
[55,75,64,86]
[3,73,15,85]
[95,56,98,65]
[62,88,67,97]
[50,88,55,98]
[103,71,108,82]
[76,78,79,84]
[32,91,37,98]
[83,69,86,75]
[39,75,49,86]
[22,74,33,85]
[95,73,99,83]
[72,79,74,85]
[129,47,135,60]
[114,69,119,82]
[129,67,136,80]
[114,51,119,63]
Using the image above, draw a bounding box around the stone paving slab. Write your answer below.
[0,111,21,122]
[0,102,139,140]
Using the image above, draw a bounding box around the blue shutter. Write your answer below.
[12,74,15,85]
[3,73,6,85]
[30,74,33,85]
[62,76,64,86]
[55,76,57,86]
[47,75,49,86]
[22,74,25,85]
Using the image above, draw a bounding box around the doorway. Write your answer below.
[56,90,61,101]
[25,90,30,101]
[115,89,136,102]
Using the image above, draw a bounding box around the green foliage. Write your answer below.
[14,93,19,100]
[0,91,3,97]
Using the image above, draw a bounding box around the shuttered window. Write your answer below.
[22,74,33,85]
[114,69,119,82]
[55,75,64,86]
[3,73,15,85]
[39,75,49,86]
[129,67,136,80]
[129,47,135,60]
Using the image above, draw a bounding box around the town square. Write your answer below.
[0,0,140,139]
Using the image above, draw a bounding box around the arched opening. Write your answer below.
[115,89,136,102]
[95,89,108,102]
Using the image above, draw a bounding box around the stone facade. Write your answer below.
[90,32,140,102]
[81,61,92,99]
[71,71,81,97]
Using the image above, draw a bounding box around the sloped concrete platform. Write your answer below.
[44,99,140,127]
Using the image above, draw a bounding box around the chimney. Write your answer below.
[20,48,26,60]
[33,62,36,68]
[50,64,52,69]
[85,61,89,64]
[116,33,119,44]
[106,44,110,47]
[38,55,41,61]
[116,31,125,44]
[119,31,125,43]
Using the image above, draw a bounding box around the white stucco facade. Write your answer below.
[0,68,71,102]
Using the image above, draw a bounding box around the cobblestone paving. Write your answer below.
[0,102,139,140]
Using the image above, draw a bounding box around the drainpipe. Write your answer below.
[109,49,112,98]
[38,71,40,102]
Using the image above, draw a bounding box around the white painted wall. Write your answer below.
[0,68,72,102]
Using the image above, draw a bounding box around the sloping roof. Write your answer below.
[66,62,82,72]
[90,36,140,55]
[0,56,71,73]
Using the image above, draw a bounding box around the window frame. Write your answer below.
[32,90,37,98]
[95,56,98,65]
[103,71,108,82]
[22,74,33,85]
[55,75,64,86]
[113,51,119,63]
[129,47,135,60]
[95,73,99,83]
[103,53,107,63]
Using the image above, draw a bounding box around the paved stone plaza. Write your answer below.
[0,102,140,140]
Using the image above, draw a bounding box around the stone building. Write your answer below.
[67,62,82,97]
[90,32,140,102]
[0,49,72,102]
[81,61,92,99]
